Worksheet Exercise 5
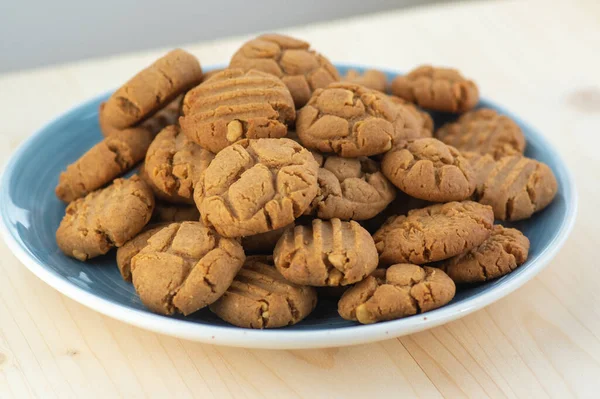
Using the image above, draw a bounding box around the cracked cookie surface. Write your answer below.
[342,69,387,92]
[338,264,455,324]
[296,82,421,157]
[381,138,475,202]
[180,68,296,153]
[273,218,379,286]
[210,256,317,328]
[144,125,214,204]
[117,224,166,282]
[373,201,494,265]
[131,221,245,315]
[434,225,530,283]
[475,155,558,221]
[56,176,155,261]
[390,65,479,113]
[195,138,319,237]
[56,129,154,203]
[101,49,202,129]
[305,154,396,220]
[436,108,526,159]
[229,33,339,108]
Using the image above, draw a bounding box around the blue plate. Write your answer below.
[0,66,577,349]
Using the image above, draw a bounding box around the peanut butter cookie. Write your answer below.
[101,49,202,129]
[305,154,396,220]
[144,125,214,204]
[273,218,379,286]
[389,95,434,137]
[229,33,339,107]
[373,201,494,265]
[390,65,479,113]
[56,176,155,261]
[296,82,421,157]
[476,155,558,221]
[151,202,200,223]
[381,138,475,202]
[195,138,319,237]
[462,152,497,196]
[434,225,530,283]
[338,264,455,324]
[180,68,295,153]
[56,129,154,203]
[116,224,165,282]
[241,223,293,254]
[436,108,526,159]
[131,222,245,316]
[343,69,387,92]
[210,256,317,328]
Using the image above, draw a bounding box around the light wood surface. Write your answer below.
[1,0,598,397]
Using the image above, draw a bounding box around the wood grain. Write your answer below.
[1,0,599,397]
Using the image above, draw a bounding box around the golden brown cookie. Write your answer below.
[131,222,245,316]
[305,154,396,220]
[56,129,154,203]
[99,95,182,138]
[296,82,421,157]
[101,49,202,129]
[144,125,214,204]
[462,152,497,196]
[180,68,296,153]
[381,138,475,202]
[195,138,319,237]
[209,256,317,328]
[436,108,526,159]
[338,264,455,324]
[116,224,165,282]
[389,95,434,137]
[343,69,387,92]
[200,68,224,83]
[359,191,432,234]
[434,225,530,283]
[229,33,340,108]
[373,201,494,265]
[56,176,155,261]
[151,202,200,224]
[241,223,293,254]
[273,218,379,286]
[390,65,479,113]
[476,155,558,221]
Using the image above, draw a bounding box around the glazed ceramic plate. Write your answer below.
[0,65,577,349]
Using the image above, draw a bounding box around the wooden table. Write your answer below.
[1,0,598,397]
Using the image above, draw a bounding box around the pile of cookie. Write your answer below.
[55,34,558,328]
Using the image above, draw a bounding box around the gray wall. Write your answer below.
[0,0,448,73]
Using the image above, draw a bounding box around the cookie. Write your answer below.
[305,154,396,220]
[209,256,317,328]
[56,176,155,261]
[343,69,387,92]
[179,68,296,153]
[99,95,182,138]
[101,49,202,129]
[195,138,319,237]
[296,82,421,157]
[131,221,245,316]
[273,218,379,286]
[359,191,431,234]
[390,65,479,113]
[434,225,530,283]
[241,223,293,254]
[151,202,200,223]
[229,33,340,107]
[462,152,497,196]
[116,224,165,282]
[200,68,224,83]
[338,264,455,324]
[56,129,154,203]
[381,138,475,202]
[144,125,214,204]
[436,108,526,159]
[476,155,558,221]
[389,95,434,137]
[373,201,494,265]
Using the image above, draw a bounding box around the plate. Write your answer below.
[0,65,577,349]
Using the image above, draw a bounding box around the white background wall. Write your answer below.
[0,0,449,73]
